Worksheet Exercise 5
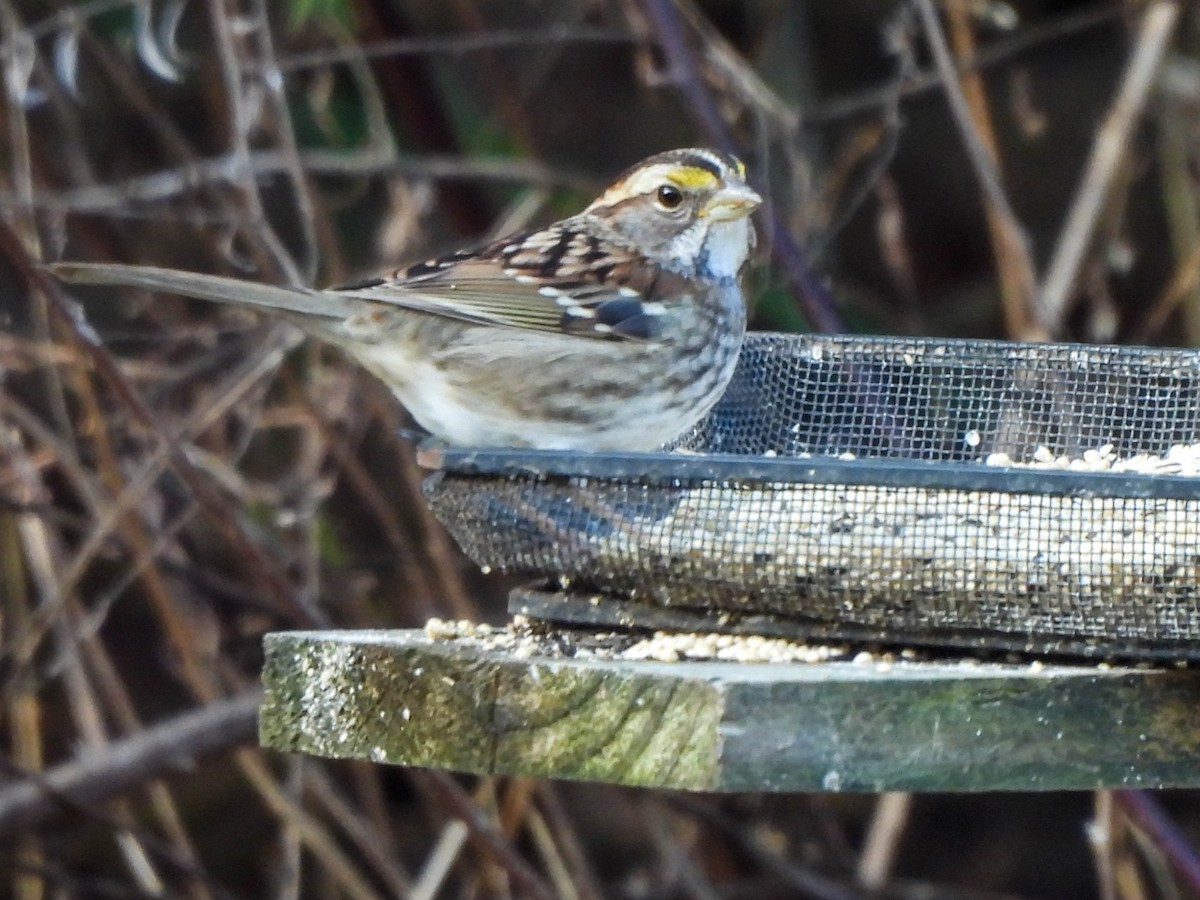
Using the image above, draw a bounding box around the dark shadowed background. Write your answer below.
[1,0,1198,897]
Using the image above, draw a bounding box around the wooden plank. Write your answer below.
[259,629,1200,792]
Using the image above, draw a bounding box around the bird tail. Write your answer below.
[47,262,363,321]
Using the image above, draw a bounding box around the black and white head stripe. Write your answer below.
[611,148,744,184]
[585,148,749,212]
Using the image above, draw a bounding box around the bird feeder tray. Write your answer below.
[420,333,1200,661]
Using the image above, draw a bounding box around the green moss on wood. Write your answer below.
[259,630,1200,792]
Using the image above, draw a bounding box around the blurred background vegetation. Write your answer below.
[2,0,1200,897]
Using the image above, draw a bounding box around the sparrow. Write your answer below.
[49,148,761,451]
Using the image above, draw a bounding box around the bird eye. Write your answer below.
[656,184,684,210]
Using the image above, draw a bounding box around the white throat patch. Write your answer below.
[700,217,753,280]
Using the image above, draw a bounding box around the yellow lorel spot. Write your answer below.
[666,166,720,189]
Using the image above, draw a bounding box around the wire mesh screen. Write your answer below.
[672,332,1200,460]
[422,333,1200,658]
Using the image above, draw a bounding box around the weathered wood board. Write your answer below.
[259,629,1200,792]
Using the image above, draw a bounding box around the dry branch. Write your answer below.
[0,693,261,836]
[639,0,845,333]
[914,0,1038,338]
[1038,1,1180,332]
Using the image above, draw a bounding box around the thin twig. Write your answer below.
[245,0,321,284]
[643,800,722,900]
[416,771,556,900]
[857,792,913,889]
[302,768,412,897]
[534,785,604,900]
[639,0,845,333]
[365,384,480,621]
[525,807,581,900]
[1153,71,1200,345]
[263,25,635,72]
[804,3,1125,126]
[3,151,592,216]
[233,748,385,900]
[674,0,799,132]
[64,7,268,235]
[1115,791,1200,896]
[669,794,1029,900]
[1037,1,1179,333]
[2,3,81,478]
[1089,791,1119,900]
[0,693,261,836]
[204,0,302,287]
[1,329,304,681]
[665,796,867,900]
[943,0,1039,337]
[9,429,169,895]
[410,820,469,900]
[0,222,324,627]
[1134,237,1200,342]
[68,599,213,900]
[914,0,1039,338]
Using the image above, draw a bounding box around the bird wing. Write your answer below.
[336,223,691,342]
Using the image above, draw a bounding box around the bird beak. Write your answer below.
[700,183,762,221]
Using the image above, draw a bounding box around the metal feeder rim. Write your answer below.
[416,443,1200,501]
[747,331,1200,362]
